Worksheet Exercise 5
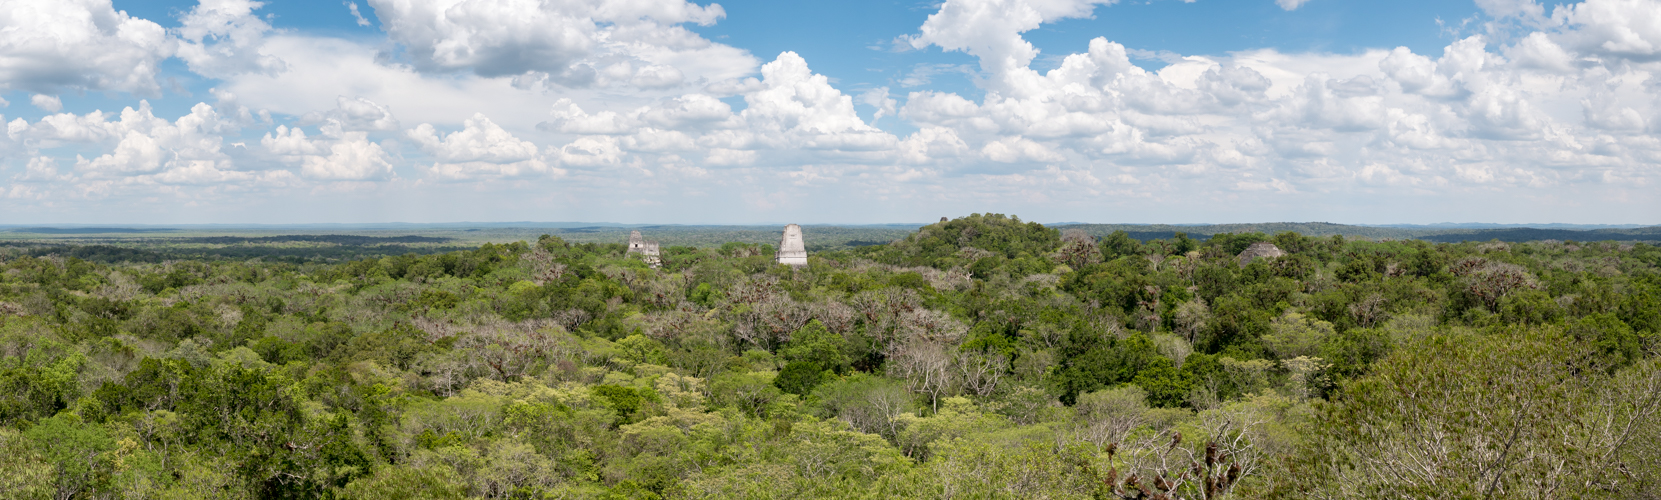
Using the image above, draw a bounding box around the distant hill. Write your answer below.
[1054,222,1440,240]
[8,227,178,234]
[4,222,1656,251]
[1369,222,1651,230]
[1420,226,1661,243]
[1055,222,1661,243]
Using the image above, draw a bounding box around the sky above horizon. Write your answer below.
[1,0,1658,225]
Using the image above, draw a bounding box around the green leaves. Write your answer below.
[4,219,1659,497]
[24,414,113,500]
[615,334,668,366]
[774,361,825,396]
[0,320,83,426]
[779,320,848,372]
[1303,326,1661,497]
[592,385,658,425]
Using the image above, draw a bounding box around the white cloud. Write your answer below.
[174,0,287,78]
[299,132,393,180]
[900,0,1120,96]
[366,0,754,89]
[6,0,1661,224]
[875,0,1661,202]
[259,120,394,181]
[30,95,62,112]
[859,87,898,124]
[737,52,895,151]
[898,126,970,164]
[555,135,624,167]
[73,103,241,177]
[261,125,323,156]
[1276,0,1314,11]
[304,96,401,136]
[81,130,167,174]
[408,112,558,179]
[1477,0,1547,21]
[545,99,639,135]
[0,0,173,94]
[622,128,697,153]
[1507,32,1576,72]
[7,101,236,178]
[17,156,66,182]
[983,136,1064,163]
[0,101,317,196]
[640,94,736,130]
[1552,0,1661,60]
[346,2,372,26]
[703,147,756,166]
[218,35,682,133]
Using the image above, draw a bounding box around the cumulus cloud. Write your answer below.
[0,0,173,94]
[175,0,287,78]
[367,0,754,89]
[4,95,397,188]
[30,95,62,112]
[407,112,559,179]
[299,133,394,180]
[6,0,1661,223]
[859,87,898,124]
[1553,0,1661,60]
[16,156,67,182]
[9,101,231,176]
[900,0,1120,95]
[2,100,309,193]
[260,124,394,181]
[537,51,893,170]
[870,0,1661,198]
[983,136,1064,163]
[737,52,895,151]
[302,96,401,135]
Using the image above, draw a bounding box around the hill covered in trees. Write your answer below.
[0,214,1657,498]
[1059,222,1661,243]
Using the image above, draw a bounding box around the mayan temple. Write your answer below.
[776,224,808,266]
[626,230,662,268]
[1236,242,1285,267]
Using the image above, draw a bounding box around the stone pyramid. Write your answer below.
[1236,242,1285,267]
[776,224,808,266]
[626,230,661,268]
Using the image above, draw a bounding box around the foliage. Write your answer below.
[0,218,1656,498]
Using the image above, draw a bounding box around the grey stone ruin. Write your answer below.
[626,230,662,268]
[1236,242,1285,268]
[776,224,808,266]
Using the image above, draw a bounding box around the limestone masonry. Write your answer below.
[1236,242,1285,267]
[626,230,662,268]
[776,224,808,266]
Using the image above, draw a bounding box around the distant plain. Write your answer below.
[2,221,1658,264]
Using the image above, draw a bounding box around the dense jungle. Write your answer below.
[0,213,1657,499]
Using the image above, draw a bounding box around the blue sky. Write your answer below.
[0,0,1656,224]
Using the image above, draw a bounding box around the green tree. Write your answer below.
[775,361,826,396]
[25,414,113,500]
[780,320,848,372]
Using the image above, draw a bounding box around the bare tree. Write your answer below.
[1072,386,1148,452]
[1348,293,1388,328]
[955,350,1008,397]
[1056,229,1104,268]
[889,341,960,413]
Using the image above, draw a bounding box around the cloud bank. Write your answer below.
[1,0,1658,223]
